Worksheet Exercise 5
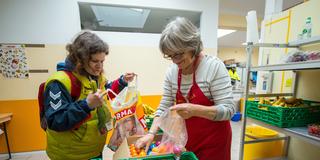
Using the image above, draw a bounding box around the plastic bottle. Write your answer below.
[302,17,312,39]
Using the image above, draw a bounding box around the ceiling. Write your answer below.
[78,0,304,47]
[218,0,304,47]
[219,0,303,18]
[79,2,201,33]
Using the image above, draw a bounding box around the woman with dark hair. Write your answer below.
[136,17,235,160]
[43,31,135,159]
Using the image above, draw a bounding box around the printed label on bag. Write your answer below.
[114,105,136,120]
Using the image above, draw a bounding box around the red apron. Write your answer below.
[175,57,232,160]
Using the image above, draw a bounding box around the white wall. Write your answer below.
[0,0,80,44]
[0,0,218,48]
[0,0,219,96]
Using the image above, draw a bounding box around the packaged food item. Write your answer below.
[308,123,320,137]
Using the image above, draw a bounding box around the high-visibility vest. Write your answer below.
[45,71,109,160]
[228,69,240,81]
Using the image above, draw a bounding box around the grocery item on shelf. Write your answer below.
[308,123,320,137]
[258,97,304,108]
[282,49,320,63]
[142,104,156,116]
[302,17,312,39]
[246,99,320,128]
[307,51,320,60]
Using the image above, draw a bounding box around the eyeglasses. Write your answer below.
[163,52,185,60]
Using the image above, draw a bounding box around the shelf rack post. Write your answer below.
[239,42,253,160]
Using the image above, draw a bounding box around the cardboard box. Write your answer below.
[112,135,163,160]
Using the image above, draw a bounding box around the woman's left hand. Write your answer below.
[123,73,136,83]
[170,103,196,119]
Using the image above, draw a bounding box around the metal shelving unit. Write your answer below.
[251,60,320,71]
[239,36,320,160]
[289,35,320,47]
[248,118,320,148]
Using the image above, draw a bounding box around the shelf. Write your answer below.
[251,60,320,71]
[248,117,320,147]
[244,134,288,144]
[289,36,320,47]
[248,93,293,98]
[243,43,295,48]
[243,36,320,48]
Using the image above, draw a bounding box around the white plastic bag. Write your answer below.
[107,82,138,112]
[107,76,146,151]
[155,110,188,155]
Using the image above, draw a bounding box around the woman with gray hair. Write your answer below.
[136,17,235,160]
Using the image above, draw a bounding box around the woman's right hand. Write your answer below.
[135,133,155,152]
[86,90,107,109]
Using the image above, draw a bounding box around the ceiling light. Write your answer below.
[91,5,150,28]
[217,29,236,38]
[130,8,144,13]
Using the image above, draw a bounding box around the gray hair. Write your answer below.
[159,17,203,56]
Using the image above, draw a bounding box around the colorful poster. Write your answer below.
[0,45,29,78]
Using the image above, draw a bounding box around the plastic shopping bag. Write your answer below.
[152,110,188,156]
[107,76,147,151]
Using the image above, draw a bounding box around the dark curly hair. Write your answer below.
[66,31,109,75]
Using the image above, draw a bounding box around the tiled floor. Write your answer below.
[0,151,50,160]
[231,121,242,160]
[0,121,243,160]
